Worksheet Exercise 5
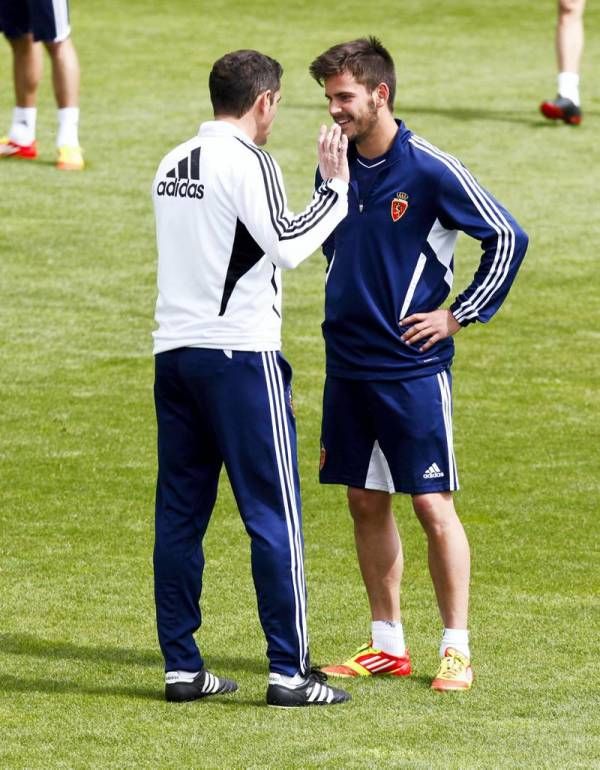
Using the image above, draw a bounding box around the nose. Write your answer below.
[329,101,342,117]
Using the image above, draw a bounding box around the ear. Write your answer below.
[256,90,273,115]
[374,83,390,109]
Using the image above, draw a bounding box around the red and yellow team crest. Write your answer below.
[391,192,409,222]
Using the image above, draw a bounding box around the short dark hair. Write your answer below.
[309,37,396,111]
[209,50,283,118]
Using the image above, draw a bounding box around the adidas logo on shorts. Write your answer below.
[423,462,444,479]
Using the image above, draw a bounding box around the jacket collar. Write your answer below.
[348,119,412,164]
[198,120,256,145]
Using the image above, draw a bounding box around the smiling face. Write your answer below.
[324,71,382,145]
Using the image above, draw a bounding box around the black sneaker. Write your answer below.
[165,668,238,702]
[266,668,351,708]
[540,96,582,125]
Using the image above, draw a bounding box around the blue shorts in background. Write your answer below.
[0,0,71,42]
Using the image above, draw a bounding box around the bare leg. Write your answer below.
[347,487,402,621]
[44,37,80,108]
[556,0,586,73]
[9,34,42,107]
[412,492,469,629]
[540,0,584,121]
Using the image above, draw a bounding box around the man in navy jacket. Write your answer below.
[310,37,528,690]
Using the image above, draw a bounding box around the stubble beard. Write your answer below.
[351,97,379,145]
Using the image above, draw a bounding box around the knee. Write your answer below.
[559,0,585,19]
[347,487,388,522]
[412,493,456,537]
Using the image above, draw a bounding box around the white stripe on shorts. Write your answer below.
[365,439,396,493]
[51,0,71,42]
[436,371,459,491]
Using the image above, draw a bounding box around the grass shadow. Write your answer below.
[0,674,261,706]
[285,101,598,127]
[0,632,268,676]
[0,633,271,704]
[0,673,162,701]
[0,632,160,667]
[399,104,553,127]
[412,674,437,689]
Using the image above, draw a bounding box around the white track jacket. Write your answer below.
[152,121,348,354]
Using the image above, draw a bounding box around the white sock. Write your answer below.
[372,620,406,657]
[439,628,470,659]
[9,107,37,145]
[557,72,580,106]
[165,670,200,684]
[268,671,306,689]
[56,107,80,147]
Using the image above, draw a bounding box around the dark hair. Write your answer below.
[209,50,283,118]
[309,36,396,110]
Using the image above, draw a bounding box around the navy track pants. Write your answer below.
[153,347,309,676]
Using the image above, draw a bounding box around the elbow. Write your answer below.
[274,247,300,270]
[515,226,529,259]
[272,241,312,270]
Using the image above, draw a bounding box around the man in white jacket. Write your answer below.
[152,49,350,708]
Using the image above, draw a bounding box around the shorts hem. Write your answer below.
[364,481,394,492]
[410,483,459,495]
[320,476,457,495]
[320,475,363,488]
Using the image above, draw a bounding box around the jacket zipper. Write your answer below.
[353,150,403,213]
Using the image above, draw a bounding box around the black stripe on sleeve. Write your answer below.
[235,138,339,242]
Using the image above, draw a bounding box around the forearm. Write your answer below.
[271,177,348,269]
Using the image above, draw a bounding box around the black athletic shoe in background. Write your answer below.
[266,668,351,708]
[540,96,582,125]
[165,668,238,702]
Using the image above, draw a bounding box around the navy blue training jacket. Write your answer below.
[318,120,529,380]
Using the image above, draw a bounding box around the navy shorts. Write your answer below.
[320,369,458,495]
[0,0,71,42]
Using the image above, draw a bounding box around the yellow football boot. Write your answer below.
[431,647,473,691]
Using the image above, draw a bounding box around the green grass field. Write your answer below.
[1,1,599,767]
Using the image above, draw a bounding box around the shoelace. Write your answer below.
[439,653,466,679]
[307,667,329,684]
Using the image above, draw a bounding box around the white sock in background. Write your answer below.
[372,620,406,657]
[9,106,37,145]
[439,628,470,659]
[557,72,580,106]
[56,107,80,147]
